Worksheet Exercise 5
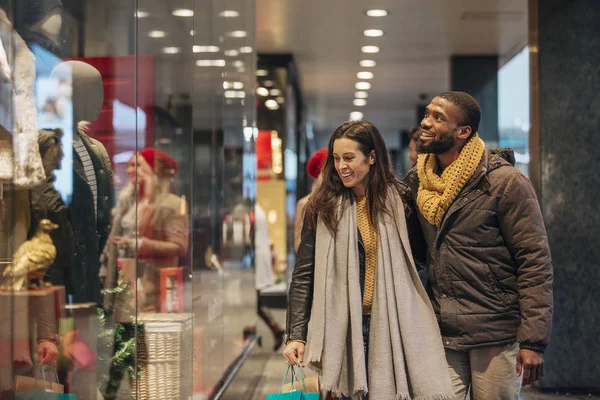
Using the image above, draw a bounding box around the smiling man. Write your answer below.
[403,91,553,399]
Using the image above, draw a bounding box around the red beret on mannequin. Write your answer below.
[139,148,179,178]
[306,148,328,179]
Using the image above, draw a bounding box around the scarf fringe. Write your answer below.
[321,384,368,400]
[412,394,455,400]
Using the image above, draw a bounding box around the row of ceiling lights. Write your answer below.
[140,8,251,65]
[350,9,388,121]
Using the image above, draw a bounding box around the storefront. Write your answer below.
[0,0,259,399]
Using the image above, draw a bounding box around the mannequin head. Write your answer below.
[50,60,104,124]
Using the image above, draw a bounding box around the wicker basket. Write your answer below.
[132,313,193,400]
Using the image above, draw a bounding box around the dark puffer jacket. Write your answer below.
[403,149,553,352]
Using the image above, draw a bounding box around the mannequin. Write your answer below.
[50,61,114,305]
[15,0,63,56]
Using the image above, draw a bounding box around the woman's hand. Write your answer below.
[283,341,305,367]
[37,340,59,365]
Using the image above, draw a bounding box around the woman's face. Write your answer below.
[333,137,374,197]
[126,155,138,178]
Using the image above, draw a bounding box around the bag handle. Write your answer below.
[292,362,308,393]
[38,364,60,395]
[277,364,293,395]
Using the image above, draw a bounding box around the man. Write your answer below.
[403,91,553,399]
[406,126,420,167]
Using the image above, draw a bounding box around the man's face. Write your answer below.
[417,96,467,154]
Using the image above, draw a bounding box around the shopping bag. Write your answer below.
[266,363,319,400]
[281,366,319,393]
[15,365,77,399]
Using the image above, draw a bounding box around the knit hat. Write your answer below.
[139,148,179,178]
[306,148,328,179]
[16,0,63,29]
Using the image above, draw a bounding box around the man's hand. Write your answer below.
[517,349,544,386]
[37,340,59,365]
[283,341,305,367]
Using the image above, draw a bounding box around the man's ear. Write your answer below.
[457,126,472,140]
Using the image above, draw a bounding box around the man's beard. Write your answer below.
[416,134,455,155]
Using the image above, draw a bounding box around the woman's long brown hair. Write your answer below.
[305,120,406,233]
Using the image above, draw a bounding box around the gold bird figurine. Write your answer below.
[1,219,58,290]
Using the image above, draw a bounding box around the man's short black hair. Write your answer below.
[438,91,481,134]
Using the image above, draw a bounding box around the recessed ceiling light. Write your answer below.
[256,69,269,77]
[232,61,244,68]
[350,111,364,121]
[148,30,167,38]
[355,91,369,99]
[162,47,180,54]
[196,59,226,67]
[172,9,194,17]
[361,46,380,54]
[364,29,384,37]
[355,82,371,90]
[357,71,374,80]
[193,45,220,53]
[227,30,247,38]
[233,82,244,89]
[239,46,253,54]
[190,30,196,36]
[224,90,245,99]
[359,60,377,68]
[276,96,285,104]
[353,99,367,107]
[263,80,274,87]
[135,11,149,18]
[220,10,240,18]
[224,49,239,57]
[270,88,282,96]
[366,9,388,17]
[265,99,280,110]
[256,87,269,97]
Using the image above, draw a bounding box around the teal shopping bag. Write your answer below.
[15,392,77,400]
[266,363,319,400]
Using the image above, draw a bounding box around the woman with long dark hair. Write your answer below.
[283,121,452,399]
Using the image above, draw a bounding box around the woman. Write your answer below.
[101,148,189,313]
[282,121,452,399]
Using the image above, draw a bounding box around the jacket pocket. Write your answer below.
[484,264,511,308]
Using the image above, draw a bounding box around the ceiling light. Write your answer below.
[359,60,377,68]
[265,99,280,110]
[232,60,244,68]
[357,71,374,80]
[148,30,167,38]
[276,96,285,104]
[263,80,274,87]
[361,46,380,54]
[135,11,149,18]
[353,99,367,107]
[196,59,226,67]
[190,30,196,36]
[224,49,239,57]
[225,90,245,99]
[172,9,194,17]
[256,69,269,77]
[233,82,244,89]
[366,9,388,17]
[220,10,240,18]
[350,111,364,121]
[355,82,371,90]
[162,47,180,54]
[194,45,219,53]
[364,29,384,37]
[223,81,232,89]
[256,87,269,96]
[239,46,253,54]
[227,30,247,38]
[355,91,369,99]
[270,88,282,96]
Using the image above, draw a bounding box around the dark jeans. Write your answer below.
[341,314,370,400]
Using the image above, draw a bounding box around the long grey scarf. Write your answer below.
[306,189,452,400]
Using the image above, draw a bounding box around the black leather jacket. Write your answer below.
[286,194,424,342]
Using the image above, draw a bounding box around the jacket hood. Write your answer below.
[489,148,516,167]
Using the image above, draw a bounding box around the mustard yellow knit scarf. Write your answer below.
[416,134,485,227]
